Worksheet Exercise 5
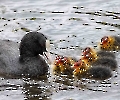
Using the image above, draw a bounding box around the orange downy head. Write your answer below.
[72,59,89,76]
[82,47,98,63]
[72,60,85,69]
[53,55,74,73]
[99,36,115,50]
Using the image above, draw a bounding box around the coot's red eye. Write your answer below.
[101,36,108,43]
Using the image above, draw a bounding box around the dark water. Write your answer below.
[0,0,120,100]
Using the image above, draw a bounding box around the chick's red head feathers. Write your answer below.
[101,36,109,44]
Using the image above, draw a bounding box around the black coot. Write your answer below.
[0,32,51,78]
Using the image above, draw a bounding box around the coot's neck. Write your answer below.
[19,41,40,63]
[19,53,39,63]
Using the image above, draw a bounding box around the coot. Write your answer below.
[73,59,112,80]
[0,32,51,78]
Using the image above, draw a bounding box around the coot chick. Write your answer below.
[73,57,112,80]
[82,47,115,59]
[99,36,120,51]
[72,59,90,78]
[51,55,75,76]
[82,47,117,70]
[0,32,51,78]
[73,47,117,80]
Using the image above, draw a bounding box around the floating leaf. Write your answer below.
[30,18,36,20]
[69,18,82,21]
[21,27,30,32]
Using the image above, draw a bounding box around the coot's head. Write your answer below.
[72,59,90,77]
[72,60,86,69]
[19,32,51,62]
[52,55,74,75]
[54,55,69,69]
[101,36,109,44]
[99,36,115,50]
[82,47,97,63]
[82,47,91,57]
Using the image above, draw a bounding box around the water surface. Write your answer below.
[0,0,120,100]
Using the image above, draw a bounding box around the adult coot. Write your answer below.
[0,32,51,78]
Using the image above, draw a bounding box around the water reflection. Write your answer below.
[0,68,119,100]
[23,78,52,100]
[0,76,52,100]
